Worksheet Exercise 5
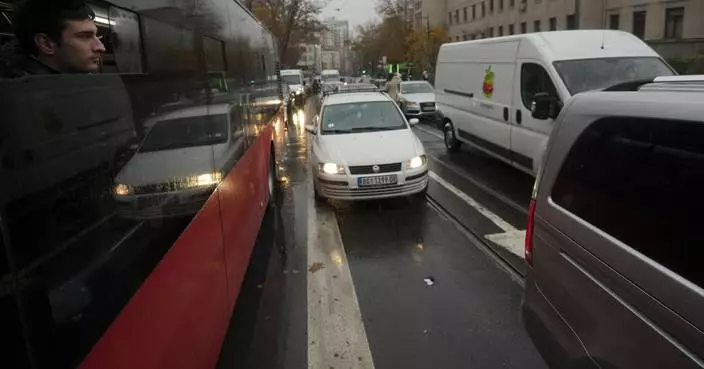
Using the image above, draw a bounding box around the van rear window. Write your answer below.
[552,117,704,288]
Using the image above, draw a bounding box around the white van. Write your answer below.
[281,69,306,107]
[435,30,674,176]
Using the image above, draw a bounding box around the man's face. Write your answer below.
[54,19,105,73]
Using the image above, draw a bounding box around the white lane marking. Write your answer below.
[307,185,375,368]
[414,125,444,140]
[429,171,526,257]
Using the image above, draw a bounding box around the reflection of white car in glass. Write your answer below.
[398,81,437,120]
[113,104,245,219]
[306,91,428,200]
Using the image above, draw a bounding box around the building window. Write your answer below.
[566,14,576,30]
[499,0,504,12]
[456,36,461,41]
[449,12,452,24]
[482,2,486,18]
[509,24,515,35]
[463,34,468,40]
[534,19,541,32]
[463,7,468,22]
[455,9,459,23]
[490,0,494,13]
[549,17,557,31]
[633,11,646,39]
[472,4,476,19]
[609,14,620,30]
[521,22,527,34]
[499,25,504,36]
[489,27,494,37]
[552,116,704,289]
[510,0,515,7]
[664,7,684,39]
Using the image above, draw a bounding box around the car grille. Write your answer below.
[348,162,402,175]
[420,102,436,111]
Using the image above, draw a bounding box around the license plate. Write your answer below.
[358,175,398,187]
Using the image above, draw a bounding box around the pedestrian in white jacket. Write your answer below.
[384,73,402,103]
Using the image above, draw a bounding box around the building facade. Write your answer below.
[297,43,322,72]
[441,0,703,58]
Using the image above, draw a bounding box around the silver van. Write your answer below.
[522,76,704,369]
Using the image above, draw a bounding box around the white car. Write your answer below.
[398,81,438,120]
[305,91,429,200]
[113,104,245,219]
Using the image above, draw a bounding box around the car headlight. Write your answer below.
[406,155,427,169]
[319,162,345,175]
[190,171,223,186]
[114,184,133,196]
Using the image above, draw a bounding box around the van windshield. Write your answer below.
[554,57,674,95]
[281,75,302,85]
[322,73,340,82]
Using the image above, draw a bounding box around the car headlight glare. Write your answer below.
[407,155,427,169]
[193,171,223,186]
[114,184,132,196]
[320,162,345,175]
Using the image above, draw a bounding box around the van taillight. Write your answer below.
[525,199,537,266]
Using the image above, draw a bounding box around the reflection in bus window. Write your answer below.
[140,114,228,152]
[108,6,143,73]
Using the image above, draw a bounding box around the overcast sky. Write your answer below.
[319,0,380,33]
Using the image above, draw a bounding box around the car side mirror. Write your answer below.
[408,118,420,126]
[304,124,316,134]
[531,92,562,120]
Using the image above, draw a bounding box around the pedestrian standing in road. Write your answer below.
[386,72,402,103]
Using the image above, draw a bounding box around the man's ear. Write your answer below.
[34,33,57,56]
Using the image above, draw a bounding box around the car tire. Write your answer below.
[443,121,462,153]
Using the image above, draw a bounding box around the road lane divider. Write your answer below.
[429,171,525,258]
[307,181,375,369]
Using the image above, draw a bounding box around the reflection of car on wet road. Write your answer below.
[523,77,704,369]
[305,91,427,200]
[113,104,245,219]
[398,81,438,120]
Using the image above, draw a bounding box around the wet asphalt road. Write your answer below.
[219,96,547,369]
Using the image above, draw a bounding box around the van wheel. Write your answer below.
[443,122,462,152]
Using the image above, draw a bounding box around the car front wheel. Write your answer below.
[443,121,462,153]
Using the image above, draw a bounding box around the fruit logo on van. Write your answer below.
[483,66,495,99]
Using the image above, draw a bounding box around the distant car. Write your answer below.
[398,81,437,120]
[113,104,246,219]
[523,76,704,369]
[305,90,428,200]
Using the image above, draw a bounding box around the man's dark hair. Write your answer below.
[13,0,96,55]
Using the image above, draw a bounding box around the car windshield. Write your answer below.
[140,114,228,152]
[321,101,406,134]
[401,82,434,94]
[554,57,674,95]
[281,75,302,85]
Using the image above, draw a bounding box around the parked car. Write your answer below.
[305,90,427,201]
[113,104,246,219]
[435,30,675,176]
[522,76,704,369]
[398,80,438,120]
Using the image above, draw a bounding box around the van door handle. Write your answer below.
[503,107,509,122]
[516,110,522,124]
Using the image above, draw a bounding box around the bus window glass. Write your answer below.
[108,6,144,73]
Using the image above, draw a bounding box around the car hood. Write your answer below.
[115,145,221,185]
[317,129,424,165]
[402,92,436,103]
